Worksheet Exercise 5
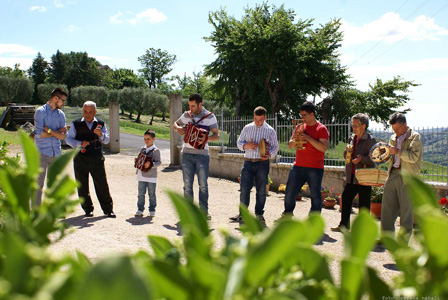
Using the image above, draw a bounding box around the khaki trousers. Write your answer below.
[380,168,414,234]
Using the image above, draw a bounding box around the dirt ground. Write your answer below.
[40,148,409,286]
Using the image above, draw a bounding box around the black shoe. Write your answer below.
[229,214,243,223]
[256,214,266,223]
[85,211,93,217]
[331,226,342,232]
[105,212,116,218]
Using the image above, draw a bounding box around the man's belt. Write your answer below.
[245,158,263,162]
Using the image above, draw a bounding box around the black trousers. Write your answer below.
[339,182,371,228]
[73,154,113,214]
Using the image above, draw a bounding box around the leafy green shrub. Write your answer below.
[70,86,108,107]
[37,83,69,104]
[0,137,447,299]
[0,76,33,104]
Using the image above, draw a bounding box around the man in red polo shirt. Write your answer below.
[282,101,329,215]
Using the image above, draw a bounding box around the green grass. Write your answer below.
[0,128,21,145]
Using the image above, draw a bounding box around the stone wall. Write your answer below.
[177,146,447,198]
[205,147,448,198]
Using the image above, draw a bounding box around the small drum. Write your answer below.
[369,142,392,164]
[134,151,153,172]
[259,138,270,157]
[184,124,209,150]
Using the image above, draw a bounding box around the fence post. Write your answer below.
[221,110,224,152]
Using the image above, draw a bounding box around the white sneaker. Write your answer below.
[135,210,143,217]
[149,211,156,217]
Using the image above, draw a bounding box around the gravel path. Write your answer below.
[45,149,408,286]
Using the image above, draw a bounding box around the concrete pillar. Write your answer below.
[170,94,183,166]
[109,102,120,154]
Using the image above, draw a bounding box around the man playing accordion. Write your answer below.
[173,93,220,220]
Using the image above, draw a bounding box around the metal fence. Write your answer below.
[210,112,448,183]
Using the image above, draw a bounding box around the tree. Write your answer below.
[48,51,102,90]
[48,50,67,84]
[205,3,349,117]
[104,68,145,90]
[0,64,26,78]
[0,76,33,104]
[138,48,176,89]
[28,52,48,103]
[320,76,419,126]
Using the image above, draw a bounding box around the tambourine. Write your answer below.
[259,138,270,157]
[369,142,392,164]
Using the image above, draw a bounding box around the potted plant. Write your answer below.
[323,187,337,209]
[439,197,448,216]
[370,186,383,218]
[321,186,329,201]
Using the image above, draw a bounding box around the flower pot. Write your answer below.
[321,191,328,201]
[295,196,302,201]
[323,199,336,209]
[370,203,382,219]
[266,184,270,195]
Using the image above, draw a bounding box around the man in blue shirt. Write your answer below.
[66,101,116,218]
[34,87,68,206]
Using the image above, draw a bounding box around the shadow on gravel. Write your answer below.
[161,166,181,172]
[383,263,399,271]
[315,233,337,245]
[63,215,106,229]
[163,223,182,236]
[126,216,154,226]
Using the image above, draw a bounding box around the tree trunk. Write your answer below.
[136,112,142,123]
[162,112,166,122]
[321,97,332,123]
[149,114,154,125]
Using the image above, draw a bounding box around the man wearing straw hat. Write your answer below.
[381,112,422,239]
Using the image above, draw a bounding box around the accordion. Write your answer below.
[134,151,153,172]
[183,124,209,150]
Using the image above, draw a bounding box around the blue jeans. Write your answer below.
[284,166,324,214]
[137,181,156,212]
[181,153,210,212]
[240,160,270,216]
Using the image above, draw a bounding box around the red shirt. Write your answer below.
[293,122,329,169]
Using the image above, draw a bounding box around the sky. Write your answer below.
[1,0,447,127]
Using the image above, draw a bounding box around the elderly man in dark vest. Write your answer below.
[66,101,116,218]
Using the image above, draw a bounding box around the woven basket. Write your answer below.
[355,168,388,186]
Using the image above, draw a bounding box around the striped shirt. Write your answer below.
[237,121,279,159]
[176,107,218,156]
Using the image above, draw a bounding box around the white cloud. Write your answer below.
[0,44,37,56]
[0,57,34,70]
[135,8,167,24]
[110,8,167,25]
[341,12,448,47]
[30,6,47,12]
[54,0,64,8]
[110,11,124,24]
[66,24,80,32]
